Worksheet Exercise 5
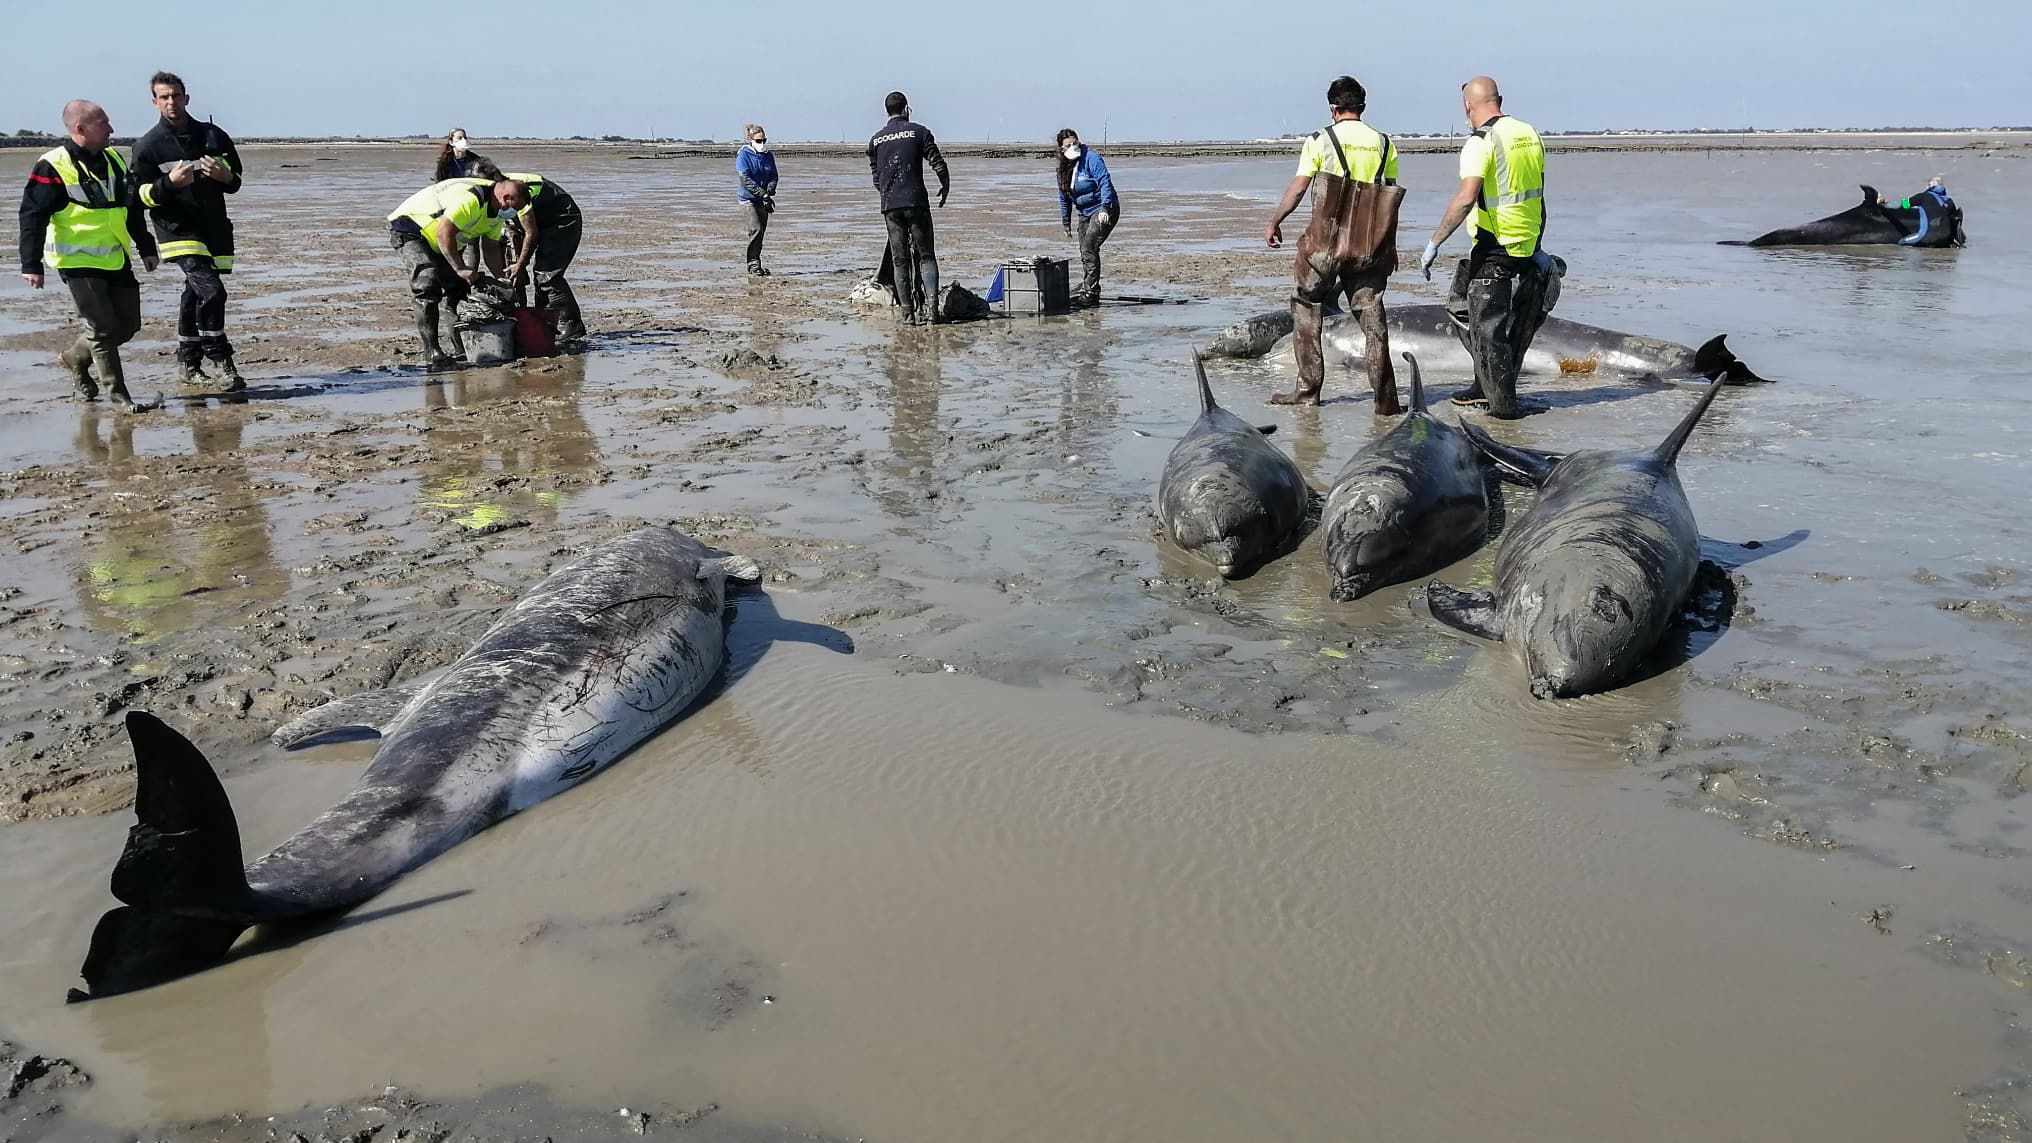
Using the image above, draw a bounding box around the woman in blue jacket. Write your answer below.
[1056,129,1119,307]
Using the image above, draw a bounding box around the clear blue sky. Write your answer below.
[5,0,2024,141]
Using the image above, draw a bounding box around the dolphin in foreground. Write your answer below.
[1425,379,1726,699]
[1722,183,1967,248]
[75,527,765,1000]
[1264,304,1770,388]
[1157,353,1310,578]
[1321,353,1488,601]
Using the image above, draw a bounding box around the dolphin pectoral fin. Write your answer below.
[1459,420,1561,486]
[1254,423,1278,436]
[1426,583,1504,642]
[270,682,425,750]
[701,555,763,583]
[79,713,257,1000]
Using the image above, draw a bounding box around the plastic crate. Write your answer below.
[1000,258,1071,315]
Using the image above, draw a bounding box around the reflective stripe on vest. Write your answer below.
[1473,117,1546,257]
[41,147,134,271]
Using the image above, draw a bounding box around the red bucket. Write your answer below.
[511,306,560,358]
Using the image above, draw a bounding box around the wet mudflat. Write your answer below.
[2,143,2031,1141]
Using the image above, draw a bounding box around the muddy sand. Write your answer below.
[3,144,2032,1141]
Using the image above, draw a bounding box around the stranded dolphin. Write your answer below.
[1425,379,1726,699]
[1157,353,1310,577]
[75,526,765,999]
[1723,182,1967,248]
[1258,303,1768,388]
[1321,353,1488,601]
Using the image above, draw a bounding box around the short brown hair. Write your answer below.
[150,71,185,94]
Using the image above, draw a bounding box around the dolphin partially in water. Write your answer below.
[1722,184,1967,248]
[1208,304,1768,388]
[75,527,769,999]
[1425,380,1726,699]
[1320,353,1488,601]
[1157,353,1310,578]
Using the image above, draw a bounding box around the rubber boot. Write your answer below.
[414,301,455,370]
[1271,298,1326,406]
[216,357,246,394]
[548,279,587,343]
[105,382,139,413]
[176,360,210,387]
[61,344,99,401]
[1467,274,1521,419]
[918,259,942,325]
[892,252,919,325]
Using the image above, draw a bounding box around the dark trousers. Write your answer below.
[1446,256,1550,418]
[393,228,466,356]
[742,200,770,267]
[62,274,143,389]
[1075,206,1118,302]
[172,254,232,365]
[882,206,939,316]
[1291,229,1396,411]
[531,208,585,339]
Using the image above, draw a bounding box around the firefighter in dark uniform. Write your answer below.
[130,71,245,391]
[867,91,950,325]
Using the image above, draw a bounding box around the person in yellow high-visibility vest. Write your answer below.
[1419,76,1561,419]
[386,177,528,368]
[16,100,161,411]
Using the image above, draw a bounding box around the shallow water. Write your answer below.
[2,143,2031,1140]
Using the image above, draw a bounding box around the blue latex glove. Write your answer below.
[1419,240,1441,281]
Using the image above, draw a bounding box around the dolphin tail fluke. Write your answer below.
[76,712,255,1000]
[1691,335,1772,386]
[1459,420,1561,487]
[1426,583,1505,642]
[1401,352,1426,414]
[1191,351,1217,415]
[1655,378,1728,467]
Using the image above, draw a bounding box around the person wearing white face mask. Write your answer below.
[1054,129,1119,308]
[433,129,502,184]
[736,124,778,277]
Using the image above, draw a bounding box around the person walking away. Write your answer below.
[737,124,778,276]
[1263,75,1402,412]
[867,91,950,325]
[433,129,503,183]
[501,172,587,346]
[1056,129,1119,308]
[18,100,160,412]
[386,177,528,368]
[1418,76,1554,419]
[130,71,245,392]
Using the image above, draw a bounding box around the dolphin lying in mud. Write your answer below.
[1158,353,1310,578]
[1425,379,1726,699]
[1321,353,1487,602]
[1723,183,1967,248]
[75,527,763,999]
[1272,304,1768,388]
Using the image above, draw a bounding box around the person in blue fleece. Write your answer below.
[736,124,778,276]
[1055,129,1119,307]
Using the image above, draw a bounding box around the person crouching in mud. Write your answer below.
[1056,129,1119,308]
[386,177,528,369]
[1264,75,1402,413]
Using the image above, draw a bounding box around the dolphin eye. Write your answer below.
[1588,584,1629,622]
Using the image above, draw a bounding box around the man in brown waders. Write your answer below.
[1264,75,1403,414]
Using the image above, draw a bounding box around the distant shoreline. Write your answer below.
[3,129,2028,157]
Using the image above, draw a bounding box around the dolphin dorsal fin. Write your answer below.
[1400,351,1426,414]
[1191,351,1216,415]
[1860,184,1881,206]
[1654,378,1727,466]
